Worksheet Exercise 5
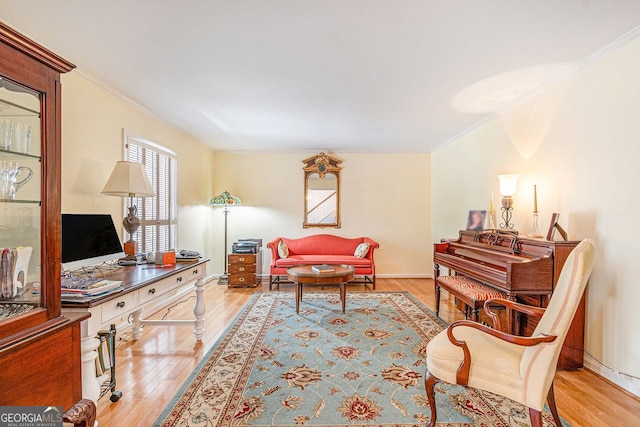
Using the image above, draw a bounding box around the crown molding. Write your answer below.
[74,67,198,140]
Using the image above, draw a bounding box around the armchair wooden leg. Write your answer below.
[529,407,542,427]
[63,399,96,427]
[546,381,562,426]
[424,370,439,427]
[434,284,441,317]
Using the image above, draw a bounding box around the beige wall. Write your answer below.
[211,152,431,278]
[432,36,640,395]
[60,72,216,271]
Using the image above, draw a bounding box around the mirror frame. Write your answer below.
[302,152,342,228]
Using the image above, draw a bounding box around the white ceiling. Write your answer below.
[1,1,640,152]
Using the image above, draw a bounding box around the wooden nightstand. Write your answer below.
[228,251,262,288]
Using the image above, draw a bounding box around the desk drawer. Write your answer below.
[138,267,205,305]
[101,292,138,323]
[139,274,185,305]
[228,264,256,274]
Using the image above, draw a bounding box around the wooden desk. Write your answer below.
[62,258,209,403]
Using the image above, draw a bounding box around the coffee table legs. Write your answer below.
[295,281,346,314]
[295,281,303,314]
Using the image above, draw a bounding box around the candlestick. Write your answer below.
[533,184,538,213]
[528,212,543,238]
[490,191,494,213]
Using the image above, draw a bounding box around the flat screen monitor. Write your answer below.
[61,214,124,270]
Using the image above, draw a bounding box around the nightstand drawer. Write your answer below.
[228,264,256,274]
[228,273,257,286]
[228,254,256,265]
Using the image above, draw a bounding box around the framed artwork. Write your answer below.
[466,210,487,231]
[546,212,568,241]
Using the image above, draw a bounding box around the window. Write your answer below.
[124,133,178,253]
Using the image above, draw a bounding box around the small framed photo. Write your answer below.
[467,210,487,231]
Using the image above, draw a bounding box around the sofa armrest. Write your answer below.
[266,237,282,264]
[363,238,380,271]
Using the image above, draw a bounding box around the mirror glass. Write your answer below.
[305,172,338,227]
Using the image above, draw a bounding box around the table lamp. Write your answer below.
[498,174,518,229]
[210,190,242,285]
[102,161,155,257]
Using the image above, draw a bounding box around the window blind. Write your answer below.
[124,134,177,253]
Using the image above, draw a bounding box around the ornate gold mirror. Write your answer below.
[303,152,341,228]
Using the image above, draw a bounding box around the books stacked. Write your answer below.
[311,264,336,274]
[61,276,123,298]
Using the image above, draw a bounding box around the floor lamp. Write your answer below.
[210,190,242,284]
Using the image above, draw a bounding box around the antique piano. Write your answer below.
[433,230,584,370]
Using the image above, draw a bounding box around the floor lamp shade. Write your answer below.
[210,190,242,285]
[101,161,155,255]
[210,190,242,207]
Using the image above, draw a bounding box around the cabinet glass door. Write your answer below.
[0,76,42,322]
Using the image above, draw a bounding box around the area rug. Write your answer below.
[154,291,564,426]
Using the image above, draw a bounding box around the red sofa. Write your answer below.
[266,234,380,290]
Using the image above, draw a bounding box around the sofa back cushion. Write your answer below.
[282,234,365,257]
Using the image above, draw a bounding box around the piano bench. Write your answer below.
[435,276,506,322]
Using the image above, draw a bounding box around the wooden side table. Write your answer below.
[228,251,262,287]
[287,265,355,314]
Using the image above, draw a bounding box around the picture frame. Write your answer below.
[466,210,487,231]
[546,212,568,241]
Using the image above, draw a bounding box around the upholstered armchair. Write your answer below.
[424,239,596,427]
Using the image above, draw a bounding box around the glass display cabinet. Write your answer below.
[0,21,95,424]
[0,72,44,330]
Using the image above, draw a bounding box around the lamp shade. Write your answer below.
[498,174,519,197]
[210,190,242,206]
[101,161,155,197]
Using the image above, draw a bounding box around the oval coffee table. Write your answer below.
[287,265,355,314]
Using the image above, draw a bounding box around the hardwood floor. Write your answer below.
[95,278,640,426]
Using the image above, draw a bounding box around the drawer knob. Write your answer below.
[149,288,156,294]
[239,267,245,272]
[193,269,198,274]
[176,277,183,282]
[239,257,245,262]
[239,277,245,282]
[116,301,126,308]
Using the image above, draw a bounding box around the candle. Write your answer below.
[490,191,494,213]
[533,185,538,213]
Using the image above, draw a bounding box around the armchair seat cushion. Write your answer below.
[275,255,372,268]
[427,325,526,404]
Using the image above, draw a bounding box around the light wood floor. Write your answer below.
[95,278,640,427]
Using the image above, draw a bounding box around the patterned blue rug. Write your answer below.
[154,291,565,426]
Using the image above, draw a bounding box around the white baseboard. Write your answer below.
[584,354,640,397]
[214,274,433,280]
[375,274,433,279]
